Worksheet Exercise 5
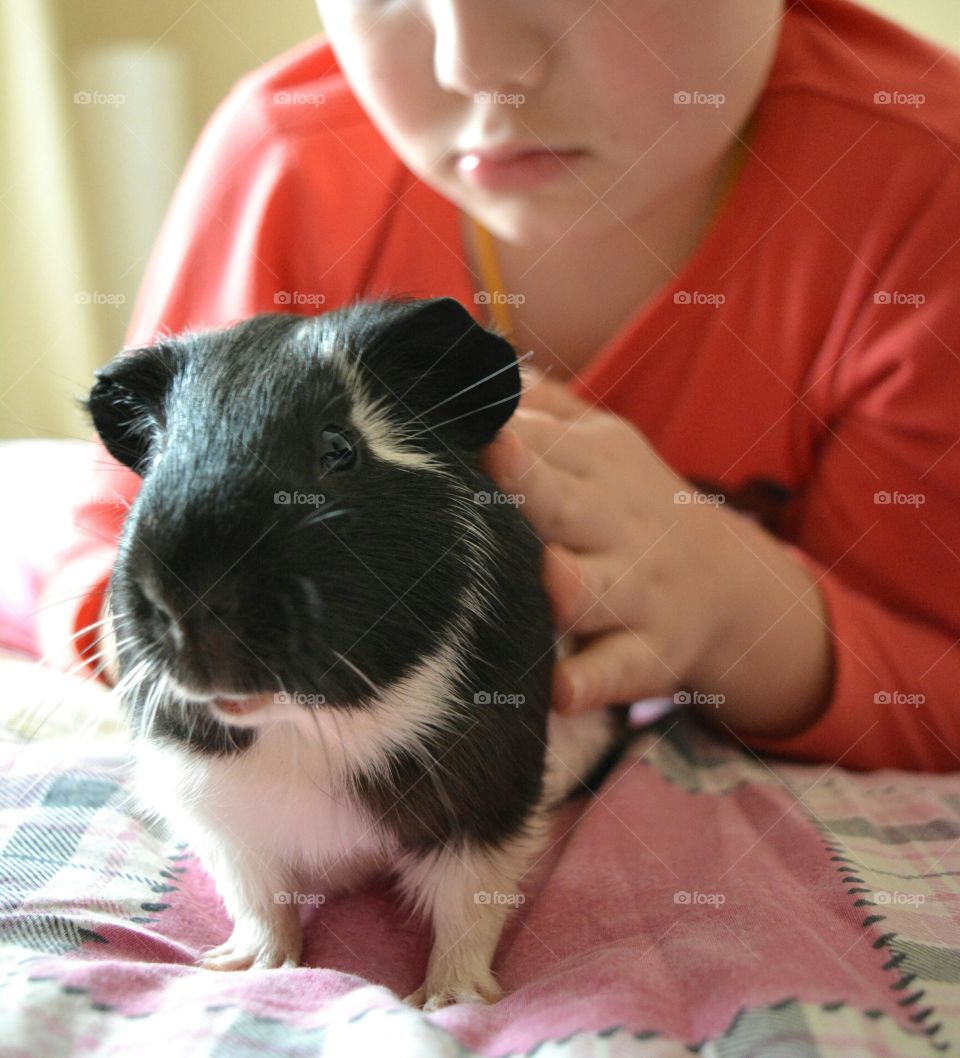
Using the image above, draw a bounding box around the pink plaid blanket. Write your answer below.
[2,714,959,1056]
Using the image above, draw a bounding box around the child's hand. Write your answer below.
[481,369,730,715]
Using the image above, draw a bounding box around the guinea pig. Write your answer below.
[84,296,625,1010]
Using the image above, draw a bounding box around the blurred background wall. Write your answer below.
[1,0,957,441]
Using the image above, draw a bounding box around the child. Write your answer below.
[37,0,960,771]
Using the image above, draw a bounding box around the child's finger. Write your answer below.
[509,409,596,478]
[552,628,677,714]
[519,368,593,421]
[543,545,633,636]
[540,543,584,628]
[482,432,613,548]
[508,453,612,552]
[480,428,524,488]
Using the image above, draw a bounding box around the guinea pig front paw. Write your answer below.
[403,974,503,1011]
[199,915,302,971]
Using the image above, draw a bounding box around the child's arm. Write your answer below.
[491,162,960,774]
[722,536,960,772]
[714,164,960,772]
[681,498,836,742]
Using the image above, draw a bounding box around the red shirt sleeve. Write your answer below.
[739,163,960,772]
[35,79,302,685]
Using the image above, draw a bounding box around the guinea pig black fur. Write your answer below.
[84,296,622,1010]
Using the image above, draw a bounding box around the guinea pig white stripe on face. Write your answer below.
[336,352,445,474]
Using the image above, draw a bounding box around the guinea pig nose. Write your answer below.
[198,584,241,622]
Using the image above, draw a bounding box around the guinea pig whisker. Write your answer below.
[29,623,125,692]
[29,591,113,621]
[20,632,140,746]
[110,629,170,740]
[137,666,161,741]
[183,682,200,749]
[151,671,175,743]
[328,648,382,700]
[70,520,138,551]
[403,347,533,421]
[115,653,151,701]
[67,622,128,667]
[403,387,524,444]
[12,636,138,746]
[111,655,152,737]
[25,607,131,679]
[295,505,351,531]
[80,483,132,510]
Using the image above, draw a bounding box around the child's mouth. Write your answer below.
[455,146,587,191]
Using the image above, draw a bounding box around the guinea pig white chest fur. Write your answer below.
[85,297,624,1010]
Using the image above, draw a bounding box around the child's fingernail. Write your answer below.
[552,668,570,712]
[519,366,542,397]
[555,668,584,713]
[503,431,534,483]
[567,672,586,712]
[485,428,514,477]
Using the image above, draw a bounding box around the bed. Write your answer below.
[1,440,958,1056]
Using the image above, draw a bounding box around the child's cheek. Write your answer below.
[571,6,691,150]
[326,12,452,154]
[577,0,779,159]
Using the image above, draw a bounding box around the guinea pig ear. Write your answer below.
[81,343,177,476]
[357,297,522,455]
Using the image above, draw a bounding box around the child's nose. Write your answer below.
[431,0,549,97]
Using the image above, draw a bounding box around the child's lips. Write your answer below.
[455,145,587,191]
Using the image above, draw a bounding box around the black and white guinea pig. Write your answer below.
[84,296,625,1011]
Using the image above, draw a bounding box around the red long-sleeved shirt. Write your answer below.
[36,0,960,770]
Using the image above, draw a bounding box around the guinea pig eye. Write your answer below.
[319,426,356,472]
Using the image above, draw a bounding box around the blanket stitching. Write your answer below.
[816,822,951,1052]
